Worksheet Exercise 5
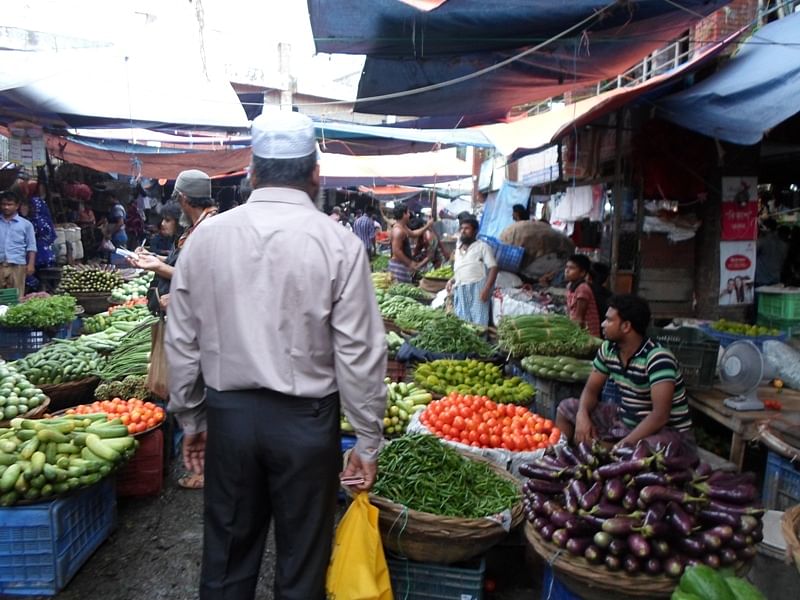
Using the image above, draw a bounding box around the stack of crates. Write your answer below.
[115,428,165,497]
[761,450,800,511]
[647,326,720,390]
[757,287,800,337]
[386,554,485,600]
[0,479,116,596]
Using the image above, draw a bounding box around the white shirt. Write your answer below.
[453,239,497,286]
[165,187,388,461]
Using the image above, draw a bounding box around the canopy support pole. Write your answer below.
[610,110,625,292]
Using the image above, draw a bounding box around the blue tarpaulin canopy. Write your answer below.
[308,0,731,121]
[656,12,800,146]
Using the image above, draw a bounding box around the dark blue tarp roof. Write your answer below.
[309,0,731,121]
[656,12,800,145]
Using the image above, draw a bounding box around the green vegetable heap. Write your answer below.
[94,375,150,401]
[0,295,76,329]
[498,314,601,358]
[371,254,389,272]
[425,264,454,280]
[415,359,535,405]
[109,272,154,303]
[378,294,420,320]
[59,265,122,294]
[0,365,46,421]
[387,283,434,302]
[411,316,494,357]
[14,341,103,385]
[521,355,593,383]
[711,319,780,338]
[373,434,520,519]
[83,305,151,334]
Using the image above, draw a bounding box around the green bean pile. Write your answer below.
[372,434,520,519]
[410,316,494,357]
[387,283,434,302]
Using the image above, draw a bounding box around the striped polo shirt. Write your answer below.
[593,338,692,432]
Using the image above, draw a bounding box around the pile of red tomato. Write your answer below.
[419,391,560,451]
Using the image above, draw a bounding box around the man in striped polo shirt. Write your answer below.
[556,294,696,455]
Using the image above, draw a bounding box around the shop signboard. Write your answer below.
[721,176,758,241]
[719,240,756,306]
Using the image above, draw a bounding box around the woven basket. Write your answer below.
[782,504,800,575]
[525,522,751,599]
[386,359,406,382]
[71,292,113,315]
[345,449,523,564]
[39,376,101,412]
[0,396,50,428]
[383,317,403,334]
[419,277,448,294]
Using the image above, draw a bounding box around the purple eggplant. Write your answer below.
[519,463,567,481]
[589,500,626,519]
[729,532,748,549]
[552,528,570,548]
[608,538,628,557]
[666,469,694,485]
[644,502,667,525]
[568,479,588,498]
[703,553,721,569]
[533,517,549,532]
[540,523,555,541]
[694,462,713,478]
[686,557,702,568]
[622,487,639,511]
[667,502,696,537]
[694,482,758,505]
[593,531,613,549]
[584,544,604,564]
[707,499,765,517]
[698,508,739,528]
[592,441,610,460]
[563,485,579,514]
[611,445,635,460]
[605,554,623,571]
[579,512,606,530]
[565,517,594,537]
[566,536,593,556]
[604,477,626,502]
[633,471,667,487]
[531,495,548,516]
[677,536,704,557]
[542,500,562,516]
[596,457,654,481]
[628,533,651,558]
[602,517,641,536]
[637,522,671,539]
[644,558,662,575]
[639,485,702,506]
[575,441,598,467]
[700,531,723,551]
[719,547,738,565]
[738,545,758,560]
[555,444,580,466]
[632,441,653,460]
[623,555,641,575]
[652,539,671,558]
[739,514,760,534]
[525,478,564,496]
[660,453,699,472]
[751,529,764,544]
[708,470,756,486]
[663,555,685,578]
[706,525,734,543]
[550,509,573,529]
[579,481,604,511]
[524,508,537,522]
[533,454,570,470]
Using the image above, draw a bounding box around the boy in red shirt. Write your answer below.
[565,253,601,337]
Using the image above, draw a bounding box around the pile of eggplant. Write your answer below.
[521,441,763,579]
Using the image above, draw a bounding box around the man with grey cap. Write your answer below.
[129,169,217,316]
[165,110,386,599]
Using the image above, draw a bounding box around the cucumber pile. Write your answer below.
[59,265,122,294]
[340,379,432,437]
[0,365,46,421]
[13,341,103,386]
[521,355,593,383]
[82,305,151,334]
[0,414,137,506]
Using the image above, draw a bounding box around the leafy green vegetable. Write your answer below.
[0,295,77,329]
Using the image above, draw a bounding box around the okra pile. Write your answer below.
[372,434,520,519]
[498,314,601,358]
[522,441,763,578]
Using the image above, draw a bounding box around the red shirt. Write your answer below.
[567,281,601,337]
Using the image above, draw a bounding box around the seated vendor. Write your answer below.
[555,294,696,455]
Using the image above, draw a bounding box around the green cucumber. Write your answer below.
[0,463,21,492]
[724,577,766,600]
[679,566,734,600]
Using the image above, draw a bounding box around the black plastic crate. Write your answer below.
[387,554,484,600]
[648,326,719,390]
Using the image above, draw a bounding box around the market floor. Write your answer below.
[21,459,538,600]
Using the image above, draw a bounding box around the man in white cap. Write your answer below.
[165,110,386,599]
[130,169,217,317]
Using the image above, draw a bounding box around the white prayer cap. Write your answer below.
[251,110,316,159]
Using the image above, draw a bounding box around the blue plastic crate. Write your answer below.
[387,554,484,600]
[477,235,524,273]
[762,451,800,511]
[542,565,583,600]
[0,479,116,596]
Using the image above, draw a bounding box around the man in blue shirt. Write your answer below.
[0,190,36,301]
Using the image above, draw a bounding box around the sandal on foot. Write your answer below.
[178,473,204,489]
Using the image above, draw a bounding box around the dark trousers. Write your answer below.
[200,388,341,600]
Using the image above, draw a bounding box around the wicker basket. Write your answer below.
[419,277,448,294]
[71,292,113,315]
[782,505,800,575]
[39,376,101,412]
[345,449,523,564]
[525,522,751,599]
[386,359,406,382]
[0,396,50,428]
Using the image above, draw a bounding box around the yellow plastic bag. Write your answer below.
[326,492,393,600]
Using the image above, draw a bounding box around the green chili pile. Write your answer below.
[372,434,520,519]
[410,316,494,357]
